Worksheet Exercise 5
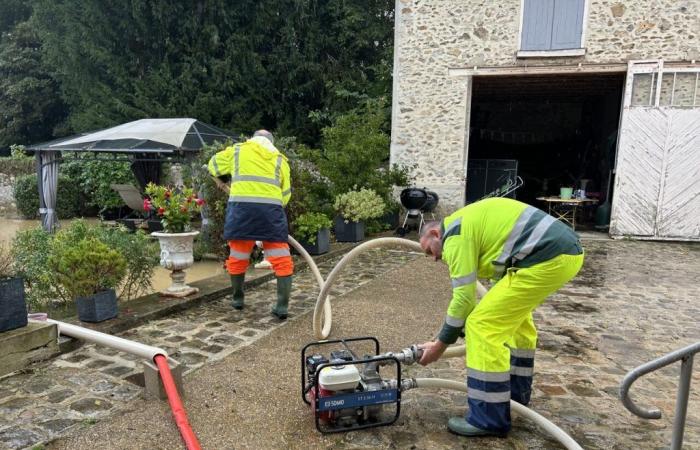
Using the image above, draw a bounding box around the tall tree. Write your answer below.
[0,21,67,150]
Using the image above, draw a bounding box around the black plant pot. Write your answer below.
[334,216,365,242]
[300,228,330,255]
[147,219,163,232]
[76,289,118,323]
[0,277,28,333]
[117,218,138,232]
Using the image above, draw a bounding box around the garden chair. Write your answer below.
[110,183,148,230]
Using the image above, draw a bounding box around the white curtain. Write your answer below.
[38,151,59,233]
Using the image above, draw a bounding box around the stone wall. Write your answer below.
[391,0,700,212]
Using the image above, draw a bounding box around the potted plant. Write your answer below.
[49,239,127,323]
[144,183,205,297]
[333,188,386,242]
[0,243,28,333]
[293,212,332,255]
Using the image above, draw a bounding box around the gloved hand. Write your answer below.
[417,340,447,366]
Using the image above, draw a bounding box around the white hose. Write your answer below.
[41,318,167,361]
[412,378,583,450]
[287,235,332,336]
[311,237,487,340]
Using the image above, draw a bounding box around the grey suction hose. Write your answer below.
[408,378,583,450]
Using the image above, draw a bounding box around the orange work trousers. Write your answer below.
[226,240,293,277]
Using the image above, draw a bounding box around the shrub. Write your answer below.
[11,227,57,308]
[61,156,136,212]
[292,212,332,244]
[13,173,86,219]
[0,242,14,278]
[334,188,385,223]
[48,238,127,300]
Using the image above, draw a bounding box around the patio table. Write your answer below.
[536,196,599,231]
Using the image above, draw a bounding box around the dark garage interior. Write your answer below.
[466,73,625,225]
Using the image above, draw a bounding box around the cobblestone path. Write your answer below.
[0,249,420,450]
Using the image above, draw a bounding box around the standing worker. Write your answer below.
[208,130,293,319]
[417,197,584,437]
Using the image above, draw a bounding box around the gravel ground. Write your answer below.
[48,255,454,450]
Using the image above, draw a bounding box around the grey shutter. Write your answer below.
[551,0,585,49]
[521,0,555,51]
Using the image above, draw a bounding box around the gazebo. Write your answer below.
[27,118,235,232]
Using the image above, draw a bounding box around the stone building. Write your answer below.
[390,0,700,240]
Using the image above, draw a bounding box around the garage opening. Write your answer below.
[466,73,625,229]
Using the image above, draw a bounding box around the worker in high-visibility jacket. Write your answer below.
[208,130,293,319]
[417,197,584,437]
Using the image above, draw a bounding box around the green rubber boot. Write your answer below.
[271,275,292,320]
[230,274,245,310]
[447,417,507,438]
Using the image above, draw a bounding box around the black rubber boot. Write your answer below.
[271,275,292,320]
[230,274,245,310]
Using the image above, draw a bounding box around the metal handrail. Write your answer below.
[620,341,699,450]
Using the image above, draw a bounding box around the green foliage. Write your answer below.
[11,227,56,308]
[0,21,67,151]
[292,212,332,244]
[13,173,85,219]
[48,238,127,300]
[144,183,204,233]
[61,155,136,212]
[50,220,159,300]
[334,188,385,223]
[0,242,14,278]
[0,157,34,177]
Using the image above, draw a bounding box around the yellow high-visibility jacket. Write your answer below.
[208,137,291,242]
[438,197,582,344]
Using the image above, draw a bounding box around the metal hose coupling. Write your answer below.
[384,378,419,392]
[384,345,423,365]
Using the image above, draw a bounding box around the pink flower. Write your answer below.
[195,198,205,206]
[143,199,152,211]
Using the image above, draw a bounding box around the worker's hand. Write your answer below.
[417,340,447,366]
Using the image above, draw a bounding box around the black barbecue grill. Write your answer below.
[396,187,439,236]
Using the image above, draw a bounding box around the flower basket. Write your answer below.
[333,188,385,242]
[76,289,118,323]
[0,277,28,333]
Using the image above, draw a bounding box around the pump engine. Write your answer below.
[301,337,404,433]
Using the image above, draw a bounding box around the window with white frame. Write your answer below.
[519,0,586,56]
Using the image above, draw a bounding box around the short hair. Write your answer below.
[253,129,274,144]
[420,221,441,238]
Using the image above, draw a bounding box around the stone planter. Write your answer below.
[299,228,330,255]
[76,289,118,323]
[334,216,365,242]
[0,277,28,333]
[152,231,199,297]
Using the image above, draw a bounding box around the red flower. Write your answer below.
[143,199,152,211]
[195,198,205,206]
[157,207,165,216]
[164,190,171,199]
[180,206,188,213]
[186,195,193,203]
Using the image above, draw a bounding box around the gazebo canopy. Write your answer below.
[28,118,234,154]
[28,118,236,232]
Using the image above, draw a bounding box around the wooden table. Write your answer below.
[536,197,599,230]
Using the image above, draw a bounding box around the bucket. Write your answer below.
[560,187,573,200]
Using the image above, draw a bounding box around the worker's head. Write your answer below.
[253,129,274,144]
[419,221,443,261]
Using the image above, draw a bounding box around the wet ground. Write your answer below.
[2,238,700,449]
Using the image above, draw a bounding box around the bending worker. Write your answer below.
[208,130,293,319]
[418,197,584,438]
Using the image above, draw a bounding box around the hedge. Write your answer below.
[13,174,86,219]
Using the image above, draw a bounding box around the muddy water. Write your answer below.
[0,217,229,295]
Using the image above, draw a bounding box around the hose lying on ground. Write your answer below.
[412,378,583,450]
[155,354,202,450]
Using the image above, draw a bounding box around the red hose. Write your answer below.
[154,354,202,450]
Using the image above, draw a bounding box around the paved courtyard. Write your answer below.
[1,238,699,449]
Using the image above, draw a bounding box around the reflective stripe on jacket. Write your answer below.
[208,138,291,206]
[438,197,582,344]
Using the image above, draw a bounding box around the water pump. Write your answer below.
[301,336,423,433]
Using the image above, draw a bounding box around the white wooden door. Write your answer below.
[611,61,700,240]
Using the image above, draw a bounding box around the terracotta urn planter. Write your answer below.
[152,231,199,298]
